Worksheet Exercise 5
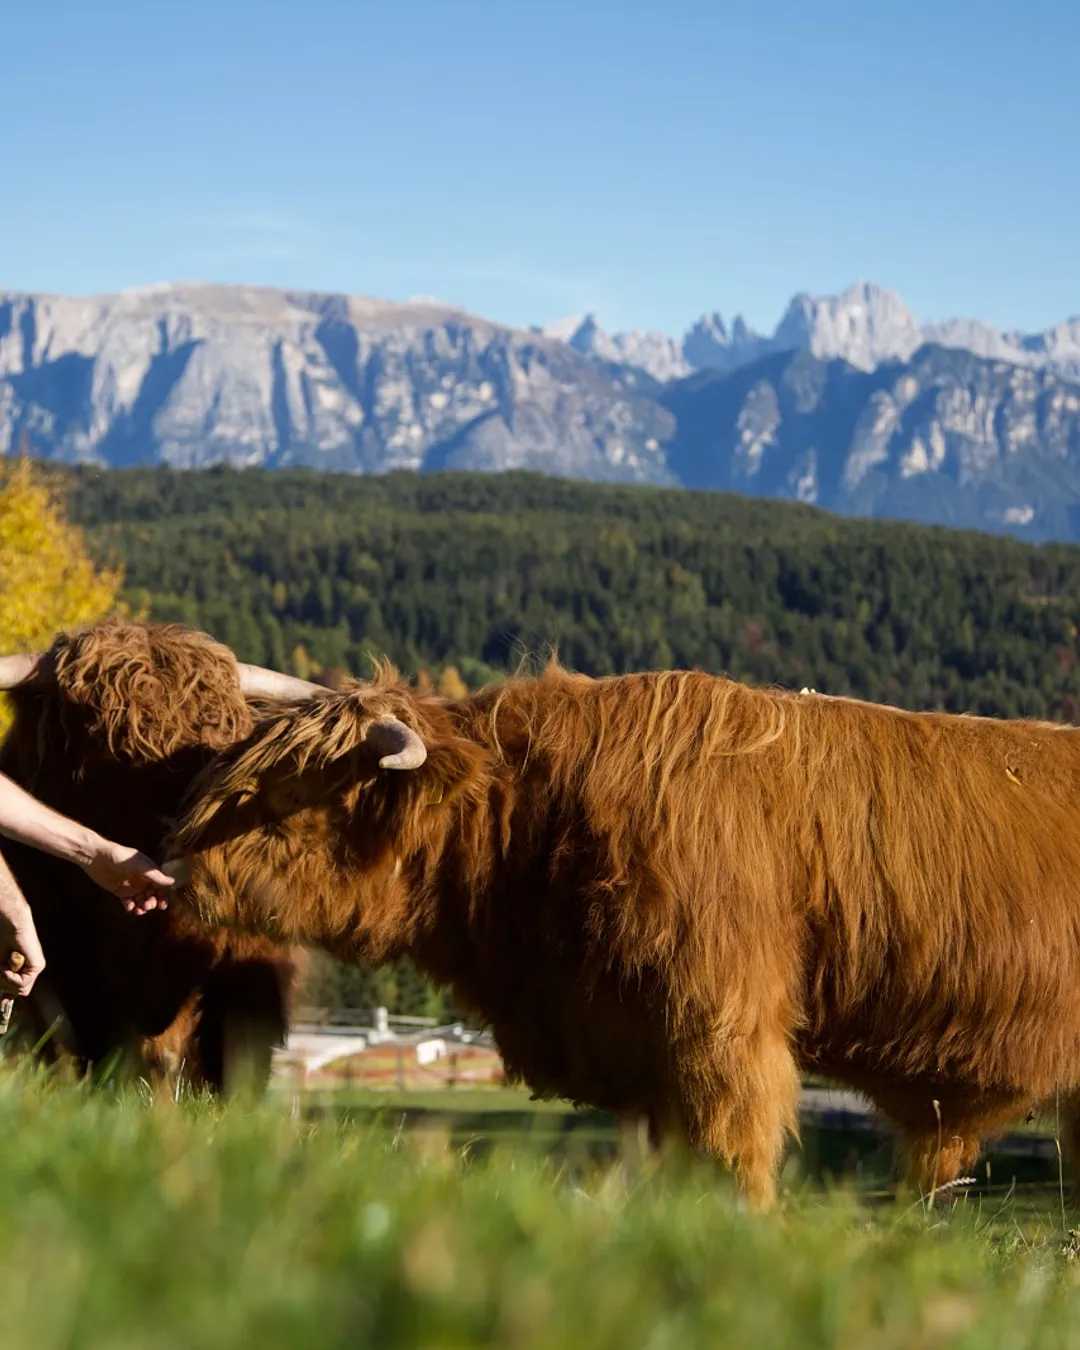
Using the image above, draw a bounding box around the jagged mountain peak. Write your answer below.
[537,281,1080,387]
[537,312,689,382]
[771,280,923,370]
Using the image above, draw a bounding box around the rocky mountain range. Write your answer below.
[661,345,1080,540]
[0,286,671,481]
[3,280,1080,541]
[545,281,1080,384]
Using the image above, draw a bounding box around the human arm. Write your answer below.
[0,772,174,913]
[0,850,44,996]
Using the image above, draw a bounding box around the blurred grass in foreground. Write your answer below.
[2,1066,1080,1348]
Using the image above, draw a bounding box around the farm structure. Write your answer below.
[277,1007,505,1090]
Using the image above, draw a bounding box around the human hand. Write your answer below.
[80,839,175,914]
[0,900,44,998]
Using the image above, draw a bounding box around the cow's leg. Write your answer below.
[23,977,78,1067]
[1051,1091,1080,1201]
[142,996,204,1097]
[196,957,290,1099]
[671,1014,800,1212]
[646,1101,689,1157]
[617,1104,689,1174]
[617,1114,652,1172]
[884,1092,1027,1198]
[902,1128,981,1197]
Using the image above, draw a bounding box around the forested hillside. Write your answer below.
[62,463,1080,722]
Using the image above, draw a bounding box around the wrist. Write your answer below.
[0,883,32,923]
[0,854,33,923]
[68,827,105,871]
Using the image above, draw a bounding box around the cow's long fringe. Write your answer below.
[49,619,254,765]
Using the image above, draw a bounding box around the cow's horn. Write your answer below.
[235,663,324,700]
[365,715,427,770]
[162,857,190,885]
[0,654,48,690]
[0,656,324,699]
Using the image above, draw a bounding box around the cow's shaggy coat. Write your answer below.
[172,663,1080,1203]
[0,621,303,1093]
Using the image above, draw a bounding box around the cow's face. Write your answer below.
[166,682,435,956]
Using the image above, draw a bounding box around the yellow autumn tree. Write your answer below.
[437,665,468,700]
[0,457,123,734]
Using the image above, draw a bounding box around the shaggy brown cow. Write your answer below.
[167,662,1080,1205]
[0,620,320,1094]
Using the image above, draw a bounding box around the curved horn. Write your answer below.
[0,654,48,690]
[235,663,324,700]
[0,655,325,699]
[364,715,428,770]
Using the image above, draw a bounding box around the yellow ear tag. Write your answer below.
[428,784,444,806]
[1005,765,1021,786]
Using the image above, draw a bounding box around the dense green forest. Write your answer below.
[62,462,1080,720]
[44,463,1080,1019]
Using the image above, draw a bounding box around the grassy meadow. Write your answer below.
[2,1065,1080,1348]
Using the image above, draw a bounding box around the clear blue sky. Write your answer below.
[5,0,1077,337]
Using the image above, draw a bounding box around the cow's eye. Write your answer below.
[271,785,304,812]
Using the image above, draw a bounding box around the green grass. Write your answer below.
[280,1085,577,1114]
[4,1067,1080,1348]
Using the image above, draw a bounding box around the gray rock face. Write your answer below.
[0,286,673,482]
[682,312,770,373]
[772,282,924,370]
[924,315,1080,382]
[660,346,1080,540]
[6,282,1080,540]
[676,284,925,375]
[538,314,690,383]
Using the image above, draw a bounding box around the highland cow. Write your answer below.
[0,621,320,1095]
[165,662,1080,1206]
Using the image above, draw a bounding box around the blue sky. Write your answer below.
[5,0,1077,337]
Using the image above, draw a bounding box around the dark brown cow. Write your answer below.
[168,662,1080,1205]
[0,620,319,1094]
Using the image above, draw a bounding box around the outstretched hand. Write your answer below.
[80,840,176,914]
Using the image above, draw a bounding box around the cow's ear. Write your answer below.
[411,733,488,808]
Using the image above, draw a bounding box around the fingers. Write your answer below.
[0,968,39,996]
[88,843,178,910]
[113,877,155,899]
[119,885,168,913]
[1,948,41,998]
[122,894,167,915]
[0,969,31,996]
[112,874,173,898]
[119,852,175,890]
